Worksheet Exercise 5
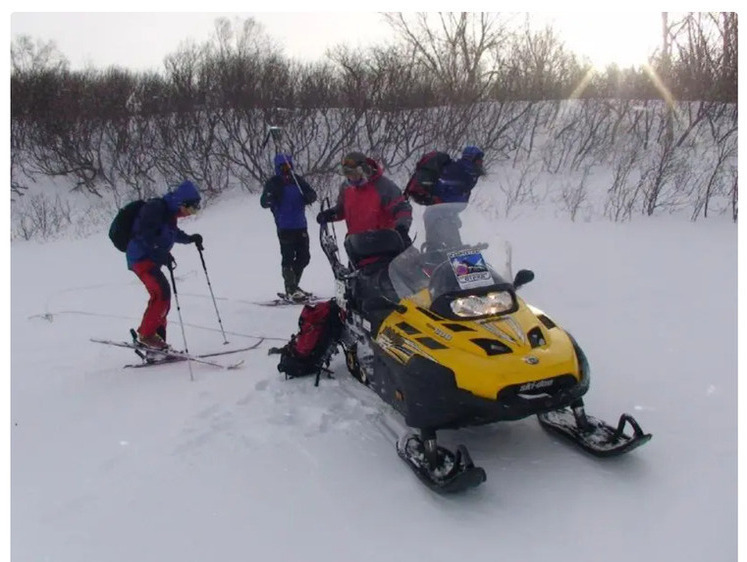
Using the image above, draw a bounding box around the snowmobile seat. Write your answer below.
[348,258,402,333]
[344,229,405,269]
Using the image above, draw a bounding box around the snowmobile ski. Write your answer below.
[90,338,245,370]
[396,433,487,494]
[537,404,652,457]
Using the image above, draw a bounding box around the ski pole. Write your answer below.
[168,262,195,382]
[196,246,229,344]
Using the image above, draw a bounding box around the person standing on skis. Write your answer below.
[261,153,318,301]
[316,151,412,256]
[127,180,203,350]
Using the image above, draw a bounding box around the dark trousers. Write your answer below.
[278,228,311,292]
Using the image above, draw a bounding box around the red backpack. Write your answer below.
[274,299,343,384]
[404,151,452,205]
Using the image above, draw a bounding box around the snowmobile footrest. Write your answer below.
[537,409,652,457]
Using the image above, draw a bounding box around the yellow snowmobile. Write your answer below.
[319,202,651,493]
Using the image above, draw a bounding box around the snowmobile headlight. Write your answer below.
[449,291,514,318]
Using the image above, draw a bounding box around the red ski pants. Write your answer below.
[132,260,171,338]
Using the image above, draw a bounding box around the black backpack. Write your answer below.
[404,151,452,205]
[108,200,145,252]
[272,299,343,385]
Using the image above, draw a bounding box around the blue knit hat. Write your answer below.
[164,180,201,212]
[274,153,293,175]
[173,180,200,205]
[462,146,484,161]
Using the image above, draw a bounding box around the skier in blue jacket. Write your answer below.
[127,180,203,350]
[422,146,484,251]
[429,145,484,204]
[260,154,318,301]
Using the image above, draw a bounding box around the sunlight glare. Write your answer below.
[543,12,661,70]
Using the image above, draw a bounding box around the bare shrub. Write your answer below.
[12,193,73,241]
[557,166,592,222]
[604,149,644,222]
[690,109,738,220]
[493,161,541,218]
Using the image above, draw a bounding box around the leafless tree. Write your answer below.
[493,160,541,218]
[730,176,738,222]
[12,193,73,240]
[495,19,583,100]
[11,35,68,74]
[382,12,510,102]
[690,121,737,220]
[604,147,645,222]
[557,165,592,221]
[657,12,737,102]
[9,12,738,239]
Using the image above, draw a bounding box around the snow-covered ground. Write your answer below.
[10,188,737,561]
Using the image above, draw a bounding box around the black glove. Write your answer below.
[316,209,336,224]
[396,226,412,248]
[189,233,204,251]
[167,253,177,270]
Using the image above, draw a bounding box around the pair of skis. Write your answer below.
[91,337,264,370]
[253,292,325,307]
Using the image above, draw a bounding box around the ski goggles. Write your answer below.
[341,158,368,178]
[341,165,362,177]
[182,199,201,215]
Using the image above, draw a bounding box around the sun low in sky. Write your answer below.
[10,12,665,72]
[544,12,663,69]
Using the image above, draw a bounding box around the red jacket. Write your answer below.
[328,158,412,235]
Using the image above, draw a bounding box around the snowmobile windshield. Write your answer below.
[388,203,516,318]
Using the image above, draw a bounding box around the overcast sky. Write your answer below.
[10,12,395,70]
[9,11,665,72]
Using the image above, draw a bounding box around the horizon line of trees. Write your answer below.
[9,12,737,239]
[11,13,737,112]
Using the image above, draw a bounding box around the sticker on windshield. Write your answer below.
[447,249,493,290]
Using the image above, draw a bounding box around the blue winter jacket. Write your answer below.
[260,155,317,230]
[126,181,200,269]
[431,158,481,203]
